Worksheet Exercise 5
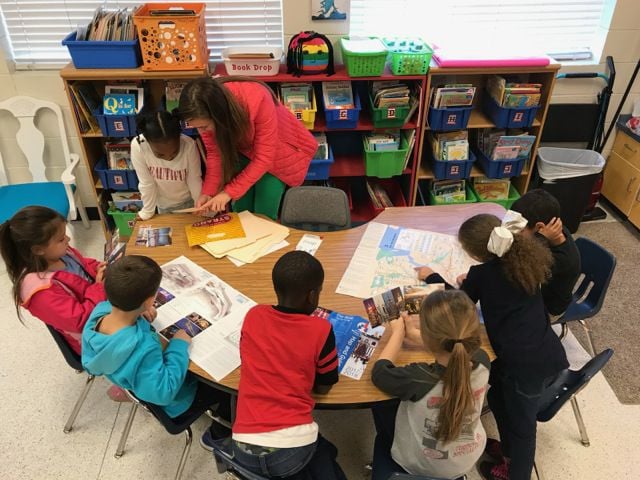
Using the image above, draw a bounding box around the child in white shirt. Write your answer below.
[131,111,202,220]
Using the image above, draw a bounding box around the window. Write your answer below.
[0,0,283,69]
[350,0,616,62]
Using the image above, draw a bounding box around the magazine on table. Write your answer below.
[363,284,444,327]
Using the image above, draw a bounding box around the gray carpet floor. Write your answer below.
[573,218,640,404]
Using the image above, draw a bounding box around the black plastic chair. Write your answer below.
[211,440,269,480]
[537,348,614,447]
[556,237,616,356]
[114,390,213,480]
[45,324,96,433]
[280,186,351,231]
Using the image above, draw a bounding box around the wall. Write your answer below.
[0,0,637,208]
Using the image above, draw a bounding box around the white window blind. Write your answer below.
[0,0,283,69]
[350,0,615,61]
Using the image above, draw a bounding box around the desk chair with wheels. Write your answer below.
[45,324,95,433]
[280,186,351,231]
[556,237,616,356]
[115,390,212,480]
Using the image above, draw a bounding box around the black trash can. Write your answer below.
[534,147,605,233]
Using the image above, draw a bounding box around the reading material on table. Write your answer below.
[295,234,323,256]
[184,212,246,247]
[336,222,477,298]
[363,284,444,327]
[152,256,256,381]
[311,307,385,380]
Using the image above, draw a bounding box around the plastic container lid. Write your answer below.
[537,147,605,180]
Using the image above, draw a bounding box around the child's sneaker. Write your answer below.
[479,459,509,480]
[200,423,232,452]
[484,438,504,462]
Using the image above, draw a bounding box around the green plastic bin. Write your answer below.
[108,208,137,237]
[429,184,478,205]
[472,183,521,209]
[383,38,433,75]
[368,94,412,128]
[340,37,388,77]
[363,133,409,178]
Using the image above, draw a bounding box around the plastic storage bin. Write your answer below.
[108,208,137,236]
[472,183,520,209]
[368,178,407,214]
[134,3,208,71]
[428,105,473,131]
[483,95,540,129]
[368,95,412,128]
[322,91,362,129]
[288,91,317,129]
[94,112,137,137]
[383,38,433,75]
[363,133,409,178]
[430,150,476,180]
[429,184,478,205]
[340,37,388,77]
[305,147,335,180]
[62,32,142,69]
[94,159,139,191]
[476,149,525,179]
[221,47,282,76]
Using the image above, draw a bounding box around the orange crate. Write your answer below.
[134,3,208,71]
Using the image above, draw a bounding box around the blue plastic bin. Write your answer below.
[305,148,335,180]
[428,105,473,131]
[483,95,540,129]
[475,148,525,179]
[323,92,362,129]
[95,111,137,137]
[62,32,142,69]
[94,158,139,191]
[430,150,476,180]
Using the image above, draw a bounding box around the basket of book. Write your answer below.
[133,3,208,71]
[429,180,477,205]
[475,129,535,178]
[280,83,317,129]
[369,81,416,128]
[107,208,137,236]
[340,37,388,77]
[472,178,520,209]
[306,136,334,180]
[430,151,476,181]
[94,158,139,191]
[94,112,137,137]
[366,178,407,214]
[363,131,409,178]
[320,82,361,129]
[383,38,433,76]
[484,75,541,128]
[428,131,474,180]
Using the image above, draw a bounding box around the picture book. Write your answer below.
[135,226,172,248]
[185,212,246,247]
[321,81,354,109]
[432,179,466,202]
[311,307,385,380]
[364,131,401,152]
[366,180,393,209]
[105,84,144,113]
[105,141,132,169]
[363,284,445,327]
[103,93,136,115]
[111,191,143,212]
[104,230,126,265]
[492,145,521,160]
[495,134,536,159]
[431,84,476,108]
[473,177,511,200]
[280,83,313,111]
[432,130,469,161]
[313,133,328,160]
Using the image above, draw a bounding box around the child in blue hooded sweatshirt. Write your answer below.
[82,255,231,439]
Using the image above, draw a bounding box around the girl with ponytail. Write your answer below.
[371,290,490,480]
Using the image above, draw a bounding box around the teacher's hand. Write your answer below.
[202,191,232,214]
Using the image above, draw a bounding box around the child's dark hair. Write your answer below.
[272,251,324,301]
[105,255,162,312]
[458,214,552,295]
[511,189,561,228]
[136,110,182,143]
[0,206,66,320]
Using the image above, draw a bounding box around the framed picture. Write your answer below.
[311,0,347,20]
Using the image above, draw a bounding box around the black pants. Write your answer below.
[189,381,232,435]
[371,401,409,480]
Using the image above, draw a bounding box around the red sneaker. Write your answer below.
[479,459,509,480]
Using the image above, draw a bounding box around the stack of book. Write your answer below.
[366,180,393,209]
[477,129,536,161]
[68,83,101,134]
[432,179,466,203]
[321,81,354,109]
[371,81,411,108]
[364,131,401,151]
[473,177,511,200]
[105,141,132,169]
[76,7,136,42]
[280,83,314,112]
[111,192,143,212]
[431,131,469,161]
[487,75,542,108]
[431,84,476,108]
[313,133,329,160]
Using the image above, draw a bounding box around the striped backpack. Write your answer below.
[286,31,335,77]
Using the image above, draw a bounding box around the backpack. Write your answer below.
[286,31,335,77]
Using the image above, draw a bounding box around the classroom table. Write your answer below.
[127,203,506,408]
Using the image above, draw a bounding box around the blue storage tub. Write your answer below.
[62,32,142,69]
[430,149,476,180]
[305,147,334,180]
[323,92,362,129]
[483,95,540,129]
[95,111,137,137]
[428,105,473,131]
[475,148,525,179]
[94,158,139,191]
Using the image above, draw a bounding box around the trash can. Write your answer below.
[535,147,605,233]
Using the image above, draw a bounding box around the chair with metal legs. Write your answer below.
[45,324,96,433]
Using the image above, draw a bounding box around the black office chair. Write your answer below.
[45,324,96,433]
[556,237,616,356]
[211,440,269,480]
[538,348,614,447]
[114,390,213,480]
[280,186,351,231]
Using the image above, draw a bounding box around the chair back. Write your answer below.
[280,186,351,231]
[45,324,83,371]
[0,96,73,186]
[561,237,616,322]
[537,348,613,422]
[212,442,269,480]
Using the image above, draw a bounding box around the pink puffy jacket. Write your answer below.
[200,81,318,200]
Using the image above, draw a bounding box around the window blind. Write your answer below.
[350,0,614,61]
[0,0,283,68]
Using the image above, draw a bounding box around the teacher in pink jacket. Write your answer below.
[178,77,318,220]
